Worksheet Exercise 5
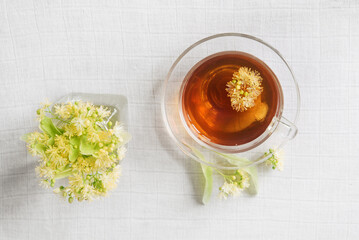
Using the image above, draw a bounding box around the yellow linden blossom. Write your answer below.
[72,156,93,173]
[87,126,100,143]
[97,106,111,119]
[45,146,67,168]
[54,135,70,157]
[53,157,68,169]
[27,145,39,156]
[71,116,87,135]
[117,146,127,161]
[63,123,79,137]
[113,122,125,141]
[36,164,55,179]
[219,169,250,200]
[40,98,51,109]
[39,179,51,189]
[70,102,81,117]
[101,165,121,192]
[54,104,71,119]
[98,131,112,143]
[80,184,96,201]
[69,173,84,191]
[84,102,96,116]
[27,132,48,145]
[45,145,60,160]
[23,100,131,203]
[35,99,52,121]
[265,148,284,171]
[95,149,113,169]
[226,66,263,112]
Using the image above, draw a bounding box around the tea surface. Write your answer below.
[181,51,282,146]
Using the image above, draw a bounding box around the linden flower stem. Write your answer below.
[214,168,232,180]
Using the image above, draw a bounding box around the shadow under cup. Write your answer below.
[179,51,284,154]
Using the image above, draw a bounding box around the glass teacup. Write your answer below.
[162,33,299,169]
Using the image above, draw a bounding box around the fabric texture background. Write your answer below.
[0,0,358,239]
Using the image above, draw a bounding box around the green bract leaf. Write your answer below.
[215,152,251,167]
[40,116,62,137]
[245,166,258,194]
[54,166,72,179]
[79,135,98,155]
[69,145,79,162]
[188,146,213,204]
[200,163,213,205]
[34,143,46,154]
[69,136,81,161]
[70,136,81,146]
[47,137,54,146]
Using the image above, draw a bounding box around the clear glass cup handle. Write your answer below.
[277,116,298,146]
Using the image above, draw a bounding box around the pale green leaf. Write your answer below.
[54,168,73,180]
[34,143,46,154]
[40,116,62,137]
[70,136,81,146]
[215,152,251,167]
[47,137,54,146]
[200,163,213,205]
[69,145,79,162]
[57,164,70,172]
[245,166,258,195]
[79,135,98,155]
[189,146,213,204]
[69,136,81,161]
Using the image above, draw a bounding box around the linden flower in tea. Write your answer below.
[226,66,263,112]
[23,100,131,203]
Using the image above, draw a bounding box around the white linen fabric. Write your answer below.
[0,0,358,239]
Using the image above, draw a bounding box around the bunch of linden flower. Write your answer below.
[216,149,283,200]
[218,169,250,200]
[23,100,130,203]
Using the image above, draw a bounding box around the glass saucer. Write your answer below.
[161,33,300,170]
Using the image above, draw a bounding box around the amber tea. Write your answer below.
[180,51,283,147]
